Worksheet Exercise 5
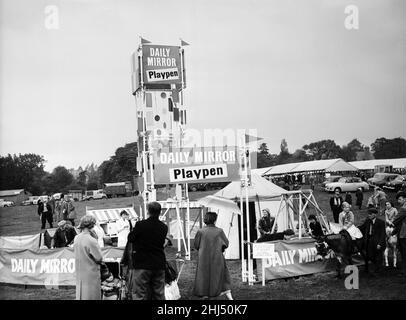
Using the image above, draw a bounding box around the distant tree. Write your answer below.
[258,143,269,155]
[0,153,46,194]
[290,149,309,163]
[49,166,74,193]
[303,139,342,160]
[77,170,88,188]
[371,137,406,159]
[253,143,277,168]
[340,138,365,162]
[276,139,291,164]
[98,142,138,187]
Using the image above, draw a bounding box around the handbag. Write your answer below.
[165,261,177,284]
[164,280,181,300]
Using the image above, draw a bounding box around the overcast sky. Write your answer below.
[1,0,405,171]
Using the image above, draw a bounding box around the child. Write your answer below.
[101,269,122,300]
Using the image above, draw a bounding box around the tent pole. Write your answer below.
[239,138,246,283]
[299,193,302,239]
[185,184,191,261]
[271,196,284,233]
[244,147,253,285]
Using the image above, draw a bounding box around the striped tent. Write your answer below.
[86,207,138,223]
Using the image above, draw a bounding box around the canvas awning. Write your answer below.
[349,158,406,170]
[214,173,286,201]
[198,195,241,214]
[86,207,138,223]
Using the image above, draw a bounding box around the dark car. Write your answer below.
[383,175,406,192]
[367,173,399,188]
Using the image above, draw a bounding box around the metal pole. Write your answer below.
[298,193,302,239]
[148,135,156,202]
[185,183,191,261]
[239,142,246,283]
[243,134,253,285]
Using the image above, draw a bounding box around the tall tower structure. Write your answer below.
[131,39,188,209]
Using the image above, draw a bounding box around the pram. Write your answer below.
[101,258,127,300]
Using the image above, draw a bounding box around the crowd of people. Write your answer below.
[36,186,406,300]
[327,189,406,277]
[72,201,234,300]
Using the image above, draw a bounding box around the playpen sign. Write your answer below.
[253,243,275,259]
[154,146,240,184]
[142,45,182,85]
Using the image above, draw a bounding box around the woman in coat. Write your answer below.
[193,212,233,300]
[74,215,103,300]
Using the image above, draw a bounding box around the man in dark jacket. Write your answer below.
[308,215,324,239]
[392,191,406,276]
[359,208,386,274]
[128,201,168,300]
[38,199,53,229]
[53,220,77,248]
[330,190,343,223]
[355,188,363,210]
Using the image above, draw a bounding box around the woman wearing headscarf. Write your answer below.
[193,212,233,300]
[74,215,103,300]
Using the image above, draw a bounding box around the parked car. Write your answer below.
[21,196,37,206]
[325,177,370,193]
[21,199,32,206]
[83,189,107,201]
[0,199,15,207]
[367,173,399,188]
[321,175,342,188]
[383,175,406,192]
[32,195,49,205]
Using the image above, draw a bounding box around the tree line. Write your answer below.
[0,137,405,195]
[0,142,138,196]
[254,137,406,168]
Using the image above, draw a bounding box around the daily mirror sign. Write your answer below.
[142,45,182,84]
[154,146,240,184]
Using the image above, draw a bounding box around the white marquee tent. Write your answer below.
[214,173,294,239]
[261,158,358,176]
[198,195,242,259]
[349,158,406,171]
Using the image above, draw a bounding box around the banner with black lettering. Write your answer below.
[259,238,363,280]
[0,247,124,286]
[153,146,240,184]
[142,45,182,85]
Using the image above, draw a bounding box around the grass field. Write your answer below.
[1,186,405,300]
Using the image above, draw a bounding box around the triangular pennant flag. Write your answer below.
[180,39,190,46]
[140,37,151,44]
[245,133,263,143]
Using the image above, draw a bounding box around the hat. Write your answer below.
[367,208,378,215]
[396,191,406,199]
[58,220,67,227]
[308,214,317,221]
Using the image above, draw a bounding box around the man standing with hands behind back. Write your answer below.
[330,189,343,223]
[128,201,168,300]
[359,208,386,275]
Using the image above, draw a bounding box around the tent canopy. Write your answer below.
[198,195,241,214]
[349,158,406,170]
[262,158,358,176]
[214,173,287,201]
